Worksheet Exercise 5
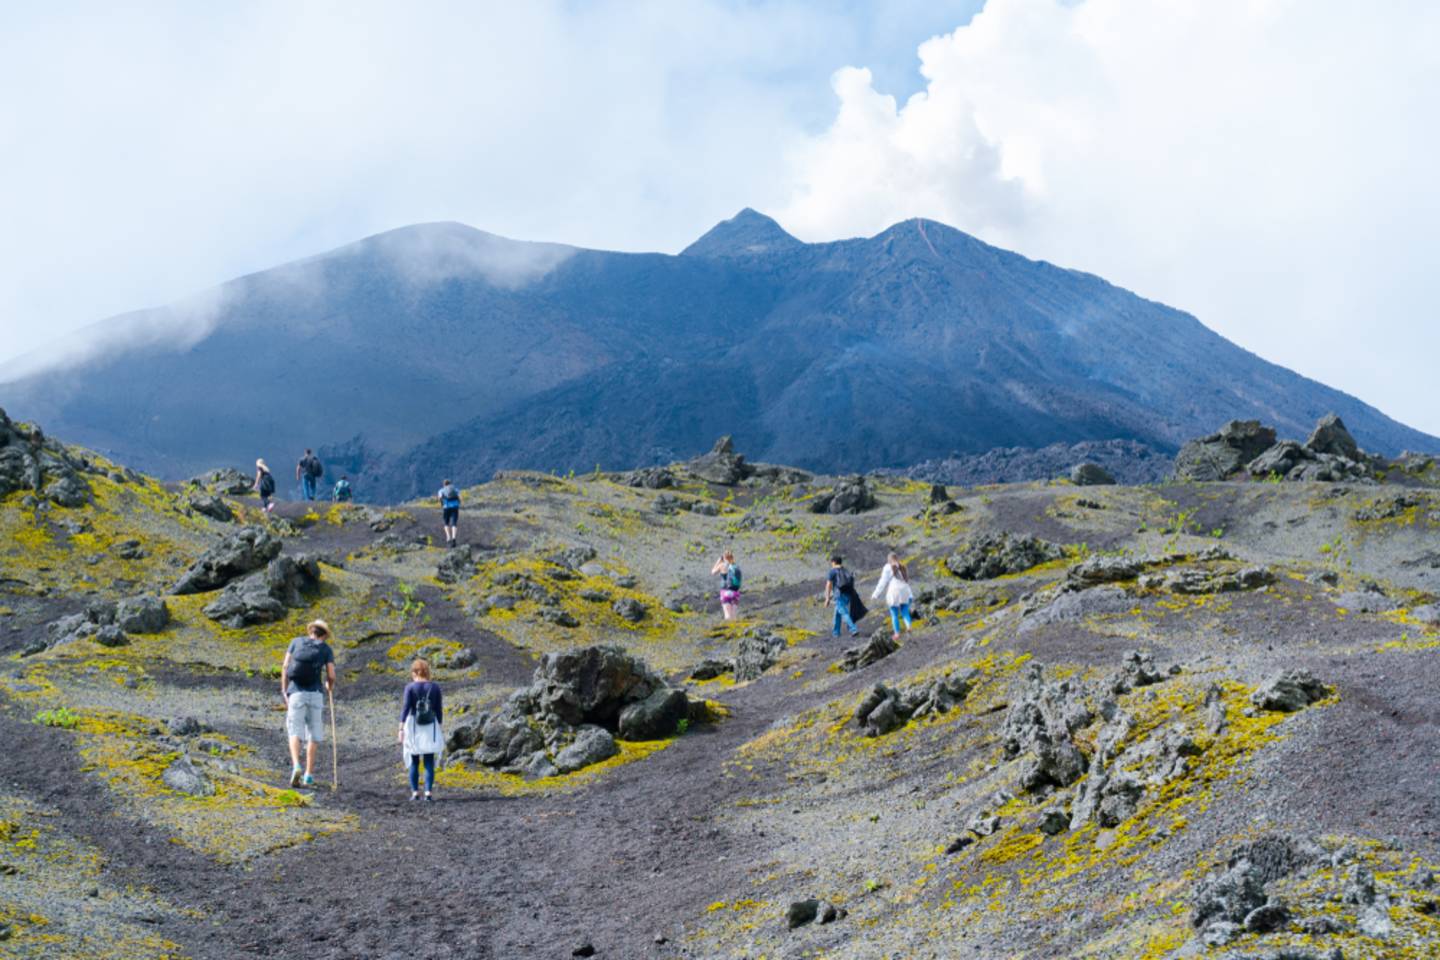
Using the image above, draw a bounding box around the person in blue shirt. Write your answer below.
[437,479,461,548]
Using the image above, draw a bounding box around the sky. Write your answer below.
[1,0,1437,435]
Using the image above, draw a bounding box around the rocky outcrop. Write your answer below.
[1250,670,1330,712]
[686,627,788,683]
[840,632,898,672]
[852,671,978,737]
[1186,413,1387,484]
[186,494,236,523]
[1001,664,1090,791]
[448,646,689,778]
[115,595,170,634]
[187,467,254,496]
[946,533,1065,580]
[436,547,478,584]
[1174,420,1277,481]
[1306,413,1361,460]
[0,408,93,506]
[1070,462,1115,486]
[686,436,753,486]
[808,476,877,515]
[172,527,283,595]
[1191,835,1320,946]
[202,554,321,629]
[786,898,846,930]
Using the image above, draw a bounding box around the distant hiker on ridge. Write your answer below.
[254,459,276,516]
[871,552,914,642]
[398,657,444,802]
[280,620,336,788]
[297,448,324,501]
[710,550,742,620]
[332,474,353,502]
[437,478,461,547]
[823,554,866,638]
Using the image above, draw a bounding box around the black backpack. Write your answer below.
[287,640,325,689]
[834,568,855,592]
[259,470,276,496]
[304,456,323,479]
[413,685,435,726]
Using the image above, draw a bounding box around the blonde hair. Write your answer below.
[722,550,734,562]
[887,553,909,582]
[410,658,432,680]
[256,458,269,470]
[308,619,330,638]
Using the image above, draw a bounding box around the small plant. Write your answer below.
[675,718,690,737]
[394,582,426,621]
[274,789,307,807]
[1210,528,1225,538]
[575,521,589,536]
[34,707,79,729]
[864,878,885,893]
[1265,470,1283,485]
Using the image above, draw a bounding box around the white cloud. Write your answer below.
[778,0,1440,436]
[4,1,982,370]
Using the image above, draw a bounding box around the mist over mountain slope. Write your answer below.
[3,209,1434,499]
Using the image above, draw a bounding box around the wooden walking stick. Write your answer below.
[327,683,338,792]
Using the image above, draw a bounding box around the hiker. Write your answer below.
[332,475,353,502]
[253,459,277,515]
[710,550,742,620]
[823,555,867,638]
[398,658,444,802]
[871,552,914,641]
[280,619,336,788]
[437,478,461,547]
[297,449,323,501]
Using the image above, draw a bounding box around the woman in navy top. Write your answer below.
[398,658,444,801]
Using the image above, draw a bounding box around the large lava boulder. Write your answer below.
[1305,413,1361,460]
[533,645,665,727]
[946,533,1064,580]
[686,436,754,486]
[1174,420,1277,481]
[202,553,321,628]
[172,527,282,594]
[808,476,877,515]
[455,646,690,778]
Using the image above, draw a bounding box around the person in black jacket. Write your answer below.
[823,555,867,638]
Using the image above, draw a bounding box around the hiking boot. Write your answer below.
[302,773,315,787]
[289,766,302,787]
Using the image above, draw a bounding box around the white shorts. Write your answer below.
[286,691,326,742]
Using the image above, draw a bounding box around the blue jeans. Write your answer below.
[408,753,435,793]
[302,475,317,500]
[832,594,857,636]
[889,602,912,634]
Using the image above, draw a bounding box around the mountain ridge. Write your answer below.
[2,210,1434,499]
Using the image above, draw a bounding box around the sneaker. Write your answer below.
[424,793,433,802]
[302,774,315,787]
[289,767,302,787]
[410,791,419,801]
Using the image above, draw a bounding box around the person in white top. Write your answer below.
[871,552,914,641]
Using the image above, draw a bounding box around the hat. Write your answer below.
[308,619,330,637]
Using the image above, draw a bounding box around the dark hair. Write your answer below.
[443,478,452,485]
[830,555,843,565]
[305,448,313,455]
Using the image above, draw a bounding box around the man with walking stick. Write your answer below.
[280,619,336,788]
